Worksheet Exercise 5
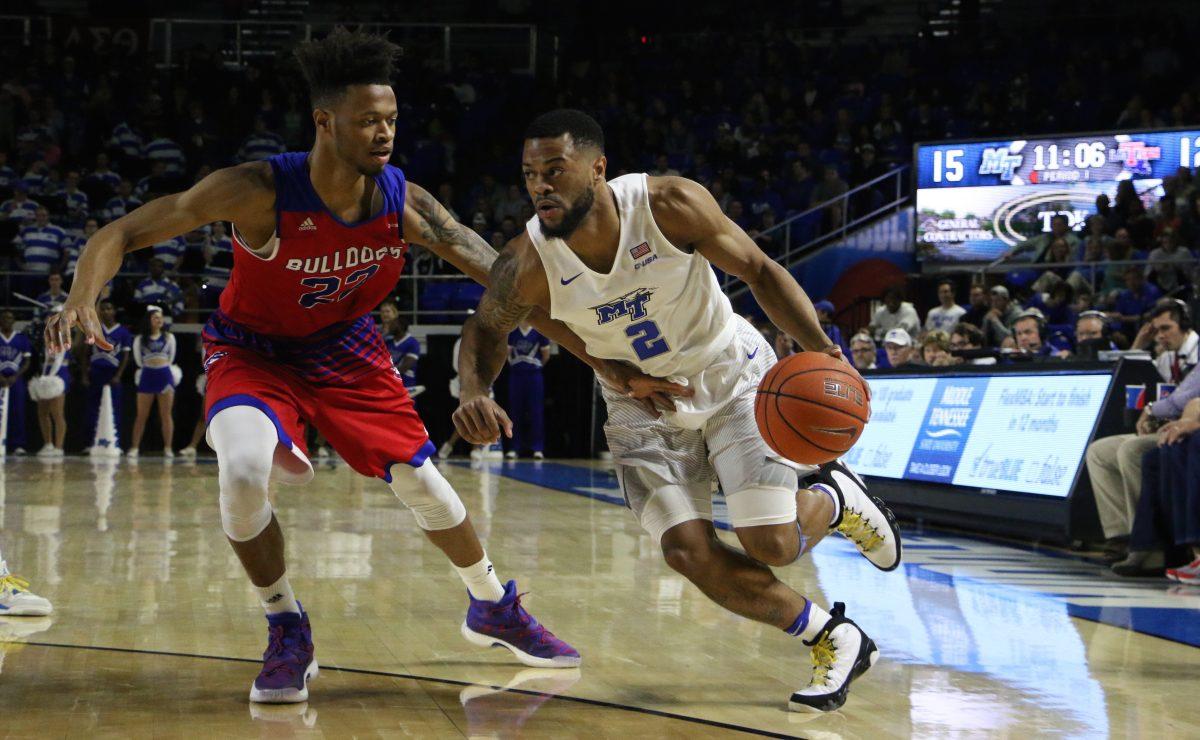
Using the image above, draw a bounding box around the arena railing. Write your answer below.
[969,257,1171,295]
[723,165,911,297]
[148,18,538,73]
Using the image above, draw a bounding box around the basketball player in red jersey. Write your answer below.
[45,31,682,704]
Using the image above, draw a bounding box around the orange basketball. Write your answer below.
[755,352,870,465]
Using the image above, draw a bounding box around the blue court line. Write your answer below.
[454,459,1200,650]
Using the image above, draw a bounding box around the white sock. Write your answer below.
[810,483,841,527]
[253,573,300,615]
[455,556,505,601]
[791,600,833,643]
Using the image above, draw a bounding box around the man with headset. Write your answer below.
[1085,300,1200,567]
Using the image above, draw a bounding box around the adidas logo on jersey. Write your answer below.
[299,217,317,231]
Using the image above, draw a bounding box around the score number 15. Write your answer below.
[931,149,965,182]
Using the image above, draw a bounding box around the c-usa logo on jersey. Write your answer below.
[591,287,657,325]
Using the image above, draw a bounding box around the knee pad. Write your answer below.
[211,406,277,542]
[390,461,467,531]
[725,485,798,529]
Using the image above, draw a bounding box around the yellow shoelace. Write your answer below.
[0,574,31,593]
[838,510,884,552]
[810,636,836,686]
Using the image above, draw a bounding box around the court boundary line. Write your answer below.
[16,639,801,739]
[458,460,1200,651]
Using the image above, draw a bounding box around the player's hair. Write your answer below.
[294,27,400,107]
[524,109,605,152]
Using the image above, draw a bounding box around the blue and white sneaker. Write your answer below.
[0,561,53,616]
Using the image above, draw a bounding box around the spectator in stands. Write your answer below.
[63,217,97,277]
[84,152,121,194]
[949,322,994,365]
[813,299,849,357]
[150,230,189,273]
[1110,266,1163,339]
[35,272,68,315]
[1030,237,1077,295]
[1068,310,1116,360]
[103,179,142,222]
[506,322,551,460]
[16,207,67,280]
[134,160,174,201]
[1146,228,1194,294]
[982,285,1022,347]
[924,280,966,333]
[379,300,422,397]
[1124,399,1200,582]
[960,284,990,328]
[133,258,185,321]
[1,183,40,225]
[882,328,918,369]
[1012,308,1051,357]
[920,331,954,367]
[812,165,849,229]
[0,309,32,454]
[143,129,186,176]
[1086,301,1199,565]
[849,332,877,371]
[1003,214,1080,263]
[108,120,144,162]
[202,221,232,305]
[868,286,919,342]
[237,116,287,162]
[0,151,16,189]
[61,170,88,228]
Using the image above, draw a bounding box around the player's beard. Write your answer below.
[539,187,595,239]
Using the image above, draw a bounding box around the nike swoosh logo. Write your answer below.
[560,272,584,285]
[747,348,759,360]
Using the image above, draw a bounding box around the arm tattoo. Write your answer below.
[462,250,531,394]
[410,187,497,284]
[475,250,532,336]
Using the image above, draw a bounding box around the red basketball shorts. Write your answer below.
[203,344,433,482]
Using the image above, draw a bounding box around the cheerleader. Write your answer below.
[127,306,180,458]
[84,300,132,450]
[28,316,72,458]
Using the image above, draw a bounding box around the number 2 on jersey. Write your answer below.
[626,319,670,360]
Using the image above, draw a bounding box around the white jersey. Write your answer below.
[527,173,734,380]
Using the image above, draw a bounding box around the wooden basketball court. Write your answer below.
[1,457,1197,738]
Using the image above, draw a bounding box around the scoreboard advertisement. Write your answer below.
[914,128,1200,261]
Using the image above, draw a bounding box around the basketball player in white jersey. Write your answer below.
[454,110,902,713]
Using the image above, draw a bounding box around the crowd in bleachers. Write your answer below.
[817,166,1200,371]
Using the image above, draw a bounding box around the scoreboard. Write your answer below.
[914,128,1200,261]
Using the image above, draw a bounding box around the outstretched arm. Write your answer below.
[46,162,274,353]
[402,181,496,286]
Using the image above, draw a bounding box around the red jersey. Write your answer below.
[203,152,408,384]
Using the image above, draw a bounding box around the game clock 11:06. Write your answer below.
[914,127,1200,262]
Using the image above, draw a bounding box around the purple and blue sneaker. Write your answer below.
[460,580,581,668]
[249,604,319,703]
